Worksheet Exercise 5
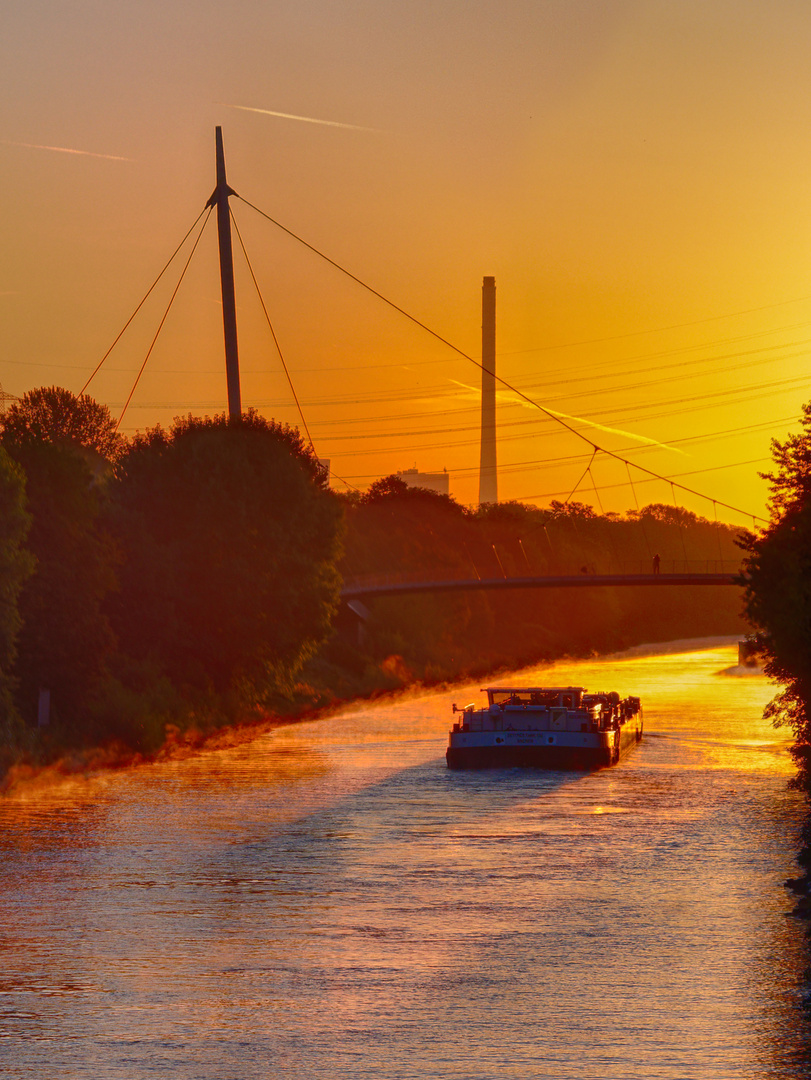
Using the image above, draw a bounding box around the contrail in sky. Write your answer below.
[220,104,382,132]
[449,379,685,453]
[542,403,686,454]
[2,140,132,161]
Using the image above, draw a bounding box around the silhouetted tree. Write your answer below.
[107,411,343,702]
[741,405,811,790]
[0,447,33,754]
[1,386,123,463]
[4,439,118,734]
[339,489,744,685]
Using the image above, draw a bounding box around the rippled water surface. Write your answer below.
[1,640,808,1079]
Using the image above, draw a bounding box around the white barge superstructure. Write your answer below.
[446,686,642,770]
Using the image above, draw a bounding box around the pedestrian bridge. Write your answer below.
[342,570,740,602]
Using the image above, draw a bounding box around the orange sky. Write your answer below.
[3,0,811,523]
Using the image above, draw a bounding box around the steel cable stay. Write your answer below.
[712,501,725,566]
[81,205,211,397]
[589,461,606,516]
[235,194,770,525]
[228,206,360,492]
[562,447,598,508]
[74,183,771,524]
[229,208,315,450]
[115,207,213,432]
[669,482,691,566]
[625,461,653,559]
[588,457,624,572]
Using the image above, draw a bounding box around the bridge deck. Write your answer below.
[342,572,740,601]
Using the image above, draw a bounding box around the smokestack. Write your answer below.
[478,276,497,506]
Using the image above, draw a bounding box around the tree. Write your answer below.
[107,411,344,701]
[741,406,811,790]
[4,438,118,734]
[0,447,34,755]
[756,401,811,519]
[0,389,121,736]
[1,386,123,463]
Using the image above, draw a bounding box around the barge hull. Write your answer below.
[446,718,642,771]
[446,745,613,770]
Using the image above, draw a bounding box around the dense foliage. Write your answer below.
[334,479,745,686]
[2,386,123,462]
[0,388,748,777]
[0,447,33,761]
[107,412,343,705]
[740,403,811,791]
[0,392,120,739]
[0,392,343,763]
[5,439,118,734]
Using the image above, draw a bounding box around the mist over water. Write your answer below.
[0,640,808,1078]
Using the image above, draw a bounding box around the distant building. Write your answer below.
[396,468,450,496]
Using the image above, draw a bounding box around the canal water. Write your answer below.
[1,639,808,1079]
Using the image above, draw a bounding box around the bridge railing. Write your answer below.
[342,559,743,593]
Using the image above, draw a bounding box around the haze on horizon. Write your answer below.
[3,0,811,524]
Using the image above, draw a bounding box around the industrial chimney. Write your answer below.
[478,276,497,505]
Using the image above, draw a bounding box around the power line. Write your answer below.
[517,456,772,505]
[234,195,771,523]
[491,294,811,357]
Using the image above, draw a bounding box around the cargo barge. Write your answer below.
[446,686,643,770]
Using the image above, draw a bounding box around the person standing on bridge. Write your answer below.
[652,553,660,575]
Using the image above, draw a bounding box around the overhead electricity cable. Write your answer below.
[488,293,811,357]
[26,313,799,386]
[115,207,213,432]
[236,196,770,523]
[501,320,811,382]
[518,456,771,502]
[510,341,811,402]
[81,205,211,396]
[575,374,810,422]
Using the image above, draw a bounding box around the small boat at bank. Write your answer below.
[446,686,642,770]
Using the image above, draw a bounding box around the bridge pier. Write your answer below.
[344,598,373,649]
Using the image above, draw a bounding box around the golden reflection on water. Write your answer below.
[0,638,808,1079]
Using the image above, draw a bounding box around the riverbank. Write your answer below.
[3,640,802,1079]
[0,633,747,798]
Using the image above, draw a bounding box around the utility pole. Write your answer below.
[207,127,242,421]
[478,276,497,505]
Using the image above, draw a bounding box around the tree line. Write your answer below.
[0,386,748,774]
[0,387,342,771]
[329,475,745,690]
[740,402,811,796]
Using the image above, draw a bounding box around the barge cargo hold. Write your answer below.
[446,686,642,770]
